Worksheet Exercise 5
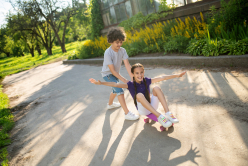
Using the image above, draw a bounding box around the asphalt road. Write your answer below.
[3,61,248,166]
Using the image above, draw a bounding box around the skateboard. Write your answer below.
[144,113,174,131]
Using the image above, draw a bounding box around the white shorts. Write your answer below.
[137,95,159,115]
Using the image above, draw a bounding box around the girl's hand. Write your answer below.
[89,78,101,85]
[178,71,186,77]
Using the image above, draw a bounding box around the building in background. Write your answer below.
[100,0,200,28]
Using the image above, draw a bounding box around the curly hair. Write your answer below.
[107,27,126,43]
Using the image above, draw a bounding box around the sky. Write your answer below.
[0,0,13,27]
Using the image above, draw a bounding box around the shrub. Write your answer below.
[207,0,248,39]
[77,38,109,59]
[164,36,190,54]
[228,38,248,55]
[186,38,248,56]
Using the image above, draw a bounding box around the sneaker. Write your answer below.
[125,111,139,120]
[158,114,172,128]
[165,112,179,123]
[107,102,121,109]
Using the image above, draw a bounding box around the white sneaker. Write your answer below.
[125,111,139,120]
[158,114,172,128]
[107,102,121,109]
[165,112,179,123]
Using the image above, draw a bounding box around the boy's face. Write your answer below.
[110,39,123,52]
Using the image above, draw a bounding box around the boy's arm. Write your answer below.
[108,64,129,83]
[89,78,128,88]
[123,59,133,81]
[151,71,186,84]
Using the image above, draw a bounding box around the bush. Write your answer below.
[164,36,190,54]
[228,38,248,55]
[186,38,248,56]
[77,38,109,59]
[207,0,248,39]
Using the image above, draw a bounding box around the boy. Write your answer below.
[101,27,139,120]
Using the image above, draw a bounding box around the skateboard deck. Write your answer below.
[144,113,173,131]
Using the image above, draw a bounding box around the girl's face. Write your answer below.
[133,67,144,83]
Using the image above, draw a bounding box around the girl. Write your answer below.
[89,63,186,128]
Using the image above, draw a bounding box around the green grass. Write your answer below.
[0,85,13,166]
[0,41,85,79]
[0,40,84,165]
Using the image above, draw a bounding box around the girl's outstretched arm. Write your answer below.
[151,71,186,83]
[89,78,128,88]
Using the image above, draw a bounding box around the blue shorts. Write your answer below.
[103,74,124,96]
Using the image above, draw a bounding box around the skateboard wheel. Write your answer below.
[160,126,165,131]
[144,118,149,123]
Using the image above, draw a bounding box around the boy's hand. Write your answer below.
[123,79,129,84]
[178,71,186,77]
[89,78,101,85]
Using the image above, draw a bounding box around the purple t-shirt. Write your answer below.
[127,77,152,100]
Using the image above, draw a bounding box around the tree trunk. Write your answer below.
[30,48,35,57]
[36,44,42,55]
[46,47,52,55]
[53,28,67,53]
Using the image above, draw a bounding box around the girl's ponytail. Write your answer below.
[143,78,150,103]
[133,77,138,107]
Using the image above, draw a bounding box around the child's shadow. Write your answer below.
[123,120,201,166]
[88,109,134,166]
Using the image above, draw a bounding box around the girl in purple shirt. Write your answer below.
[89,63,186,128]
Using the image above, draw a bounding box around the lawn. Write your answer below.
[0,41,84,80]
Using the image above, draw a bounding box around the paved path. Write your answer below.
[3,61,248,166]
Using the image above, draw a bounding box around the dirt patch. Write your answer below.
[7,100,43,166]
[11,100,43,120]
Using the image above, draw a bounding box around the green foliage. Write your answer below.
[0,148,8,166]
[142,44,161,54]
[159,0,175,12]
[163,36,190,54]
[77,45,104,59]
[0,41,81,78]
[0,85,14,166]
[119,4,174,32]
[90,0,104,39]
[207,0,248,39]
[119,12,145,31]
[186,39,206,56]
[162,20,176,36]
[66,3,91,42]
[220,24,248,41]
[1,35,25,57]
[228,38,248,55]
[126,47,140,57]
[186,38,248,56]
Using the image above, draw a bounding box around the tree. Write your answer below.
[66,2,90,42]
[32,0,81,53]
[7,13,37,57]
[90,0,104,39]
[9,0,55,55]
